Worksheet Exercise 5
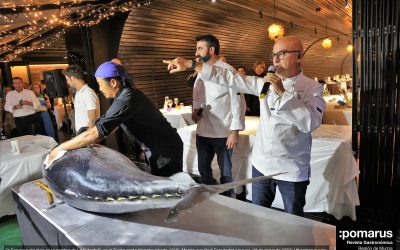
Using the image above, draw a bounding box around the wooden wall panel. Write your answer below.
[119,0,352,107]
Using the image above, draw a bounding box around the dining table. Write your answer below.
[53,103,72,130]
[0,135,57,218]
[323,95,352,125]
[177,117,360,220]
[160,106,195,129]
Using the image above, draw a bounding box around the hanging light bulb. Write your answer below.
[346,41,353,52]
[322,38,332,48]
[268,23,285,41]
[321,19,332,49]
[268,0,285,41]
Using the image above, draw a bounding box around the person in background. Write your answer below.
[191,34,244,197]
[163,36,326,216]
[23,82,31,90]
[32,83,56,139]
[244,61,266,116]
[40,79,54,111]
[236,66,248,127]
[0,86,16,138]
[49,61,183,177]
[62,65,100,135]
[253,61,266,77]
[237,66,246,76]
[5,77,41,136]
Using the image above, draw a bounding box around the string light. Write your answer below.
[0,0,151,62]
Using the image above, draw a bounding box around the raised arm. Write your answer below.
[163,58,263,96]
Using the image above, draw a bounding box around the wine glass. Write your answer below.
[173,98,179,109]
[167,99,173,111]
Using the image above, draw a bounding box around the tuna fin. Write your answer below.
[165,172,285,223]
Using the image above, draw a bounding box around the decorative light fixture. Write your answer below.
[268,0,284,41]
[321,19,332,49]
[345,0,349,8]
[322,38,332,48]
[346,41,353,52]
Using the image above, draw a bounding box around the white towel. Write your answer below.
[43,150,67,169]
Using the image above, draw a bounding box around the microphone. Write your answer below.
[186,72,197,88]
[197,103,206,116]
[197,104,211,116]
[259,65,276,99]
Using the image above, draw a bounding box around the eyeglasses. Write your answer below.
[271,50,300,60]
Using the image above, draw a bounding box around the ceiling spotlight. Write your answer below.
[345,0,349,8]
[211,0,216,3]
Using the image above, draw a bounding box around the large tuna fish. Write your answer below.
[43,144,278,222]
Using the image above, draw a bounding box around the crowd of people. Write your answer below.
[0,71,100,142]
[2,34,326,218]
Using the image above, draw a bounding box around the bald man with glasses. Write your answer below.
[164,36,326,216]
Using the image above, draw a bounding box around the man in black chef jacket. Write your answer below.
[48,61,183,177]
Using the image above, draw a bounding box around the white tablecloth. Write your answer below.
[160,106,195,129]
[177,117,360,220]
[0,135,57,217]
[323,95,352,125]
[53,104,72,130]
[323,107,352,125]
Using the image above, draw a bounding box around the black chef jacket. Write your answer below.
[96,87,183,177]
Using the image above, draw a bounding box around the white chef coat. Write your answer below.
[193,59,244,138]
[199,63,326,181]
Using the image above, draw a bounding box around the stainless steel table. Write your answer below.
[12,179,336,248]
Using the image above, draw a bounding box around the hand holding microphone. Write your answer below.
[263,65,285,97]
[259,65,276,99]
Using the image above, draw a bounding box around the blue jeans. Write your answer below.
[196,135,234,197]
[252,166,309,216]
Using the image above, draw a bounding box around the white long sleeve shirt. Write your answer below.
[193,59,244,138]
[5,89,39,118]
[199,63,326,181]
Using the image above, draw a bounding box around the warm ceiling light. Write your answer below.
[322,38,332,48]
[268,23,285,41]
[322,19,332,48]
[346,43,353,52]
[268,0,285,41]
